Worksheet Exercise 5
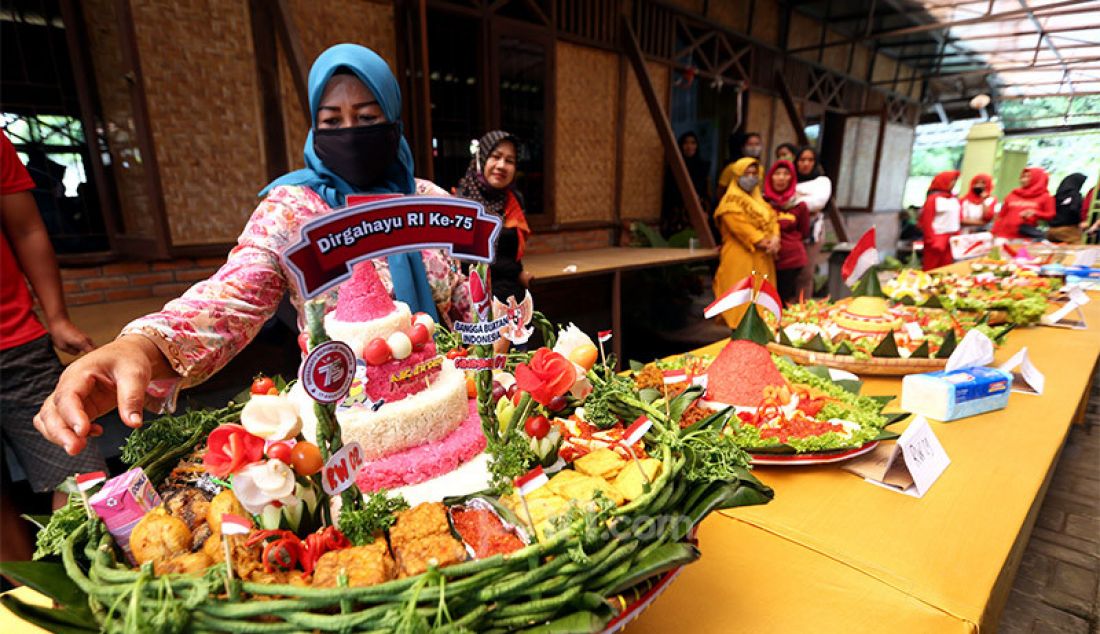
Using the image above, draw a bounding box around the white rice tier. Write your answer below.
[324,301,412,357]
[294,359,469,461]
[389,453,492,507]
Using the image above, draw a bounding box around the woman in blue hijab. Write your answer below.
[33,45,474,456]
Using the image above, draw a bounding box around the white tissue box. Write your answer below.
[901,367,1012,422]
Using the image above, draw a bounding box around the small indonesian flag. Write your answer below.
[221,513,252,536]
[514,466,549,496]
[691,373,709,389]
[597,330,612,342]
[75,471,106,492]
[704,275,754,319]
[755,278,783,322]
[841,228,879,286]
[624,416,653,446]
[662,369,688,384]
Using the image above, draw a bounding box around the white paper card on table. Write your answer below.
[843,417,950,498]
[1072,249,1098,267]
[1066,284,1091,306]
[944,329,995,373]
[998,347,1045,395]
[1041,299,1088,330]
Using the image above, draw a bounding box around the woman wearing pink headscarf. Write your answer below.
[993,167,1055,240]
[763,160,809,304]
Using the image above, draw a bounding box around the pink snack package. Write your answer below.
[89,467,162,564]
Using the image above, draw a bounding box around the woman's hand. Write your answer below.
[520,270,534,287]
[47,317,96,355]
[33,335,173,456]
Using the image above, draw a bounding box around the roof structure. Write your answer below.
[792,0,1100,123]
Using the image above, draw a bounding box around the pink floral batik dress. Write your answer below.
[122,181,472,401]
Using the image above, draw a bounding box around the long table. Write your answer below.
[630,287,1100,632]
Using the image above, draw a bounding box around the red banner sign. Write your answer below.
[283,196,501,298]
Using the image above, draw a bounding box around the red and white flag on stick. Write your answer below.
[514,466,549,496]
[704,275,754,319]
[75,471,106,492]
[755,278,783,322]
[661,369,688,385]
[624,416,654,446]
[841,228,879,287]
[221,513,252,536]
[597,330,612,343]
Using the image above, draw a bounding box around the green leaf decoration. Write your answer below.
[805,365,832,380]
[730,303,775,347]
[993,324,1016,343]
[628,359,646,373]
[834,379,862,394]
[835,341,855,356]
[868,395,896,410]
[871,331,901,358]
[0,561,89,610]
[897,295,916,306]
[802,333,831,352]
[872,428,902,442]
[632,221,669,248]
[851,266,886,298]
[937,329,958,358]
[0,596,95,634]
[638,388,662,404]
[779,327,795,347]
[911,340,931,359]
[884,412,913,426]
[921,294,945,309]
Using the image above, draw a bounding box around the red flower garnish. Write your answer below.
[514,348,576,407]
[203,424,265,477]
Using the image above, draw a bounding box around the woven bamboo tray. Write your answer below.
[766,342,947,376]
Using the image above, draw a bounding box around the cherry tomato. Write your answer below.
[408,323,431,348]
[251,376,275,395]
[547,395,568,412]
[267,442,292,463]
[297,332,310,354]
[364,338,392,366]
[291,442,323,476]
[446,347,468,359]
[524,415,550,440]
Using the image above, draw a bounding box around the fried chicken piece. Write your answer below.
[389,502,450,548]
[154,551,212,576]
[312,543,396,588]
[206,490,247,536]
[131,510,192,565]
[203,533,260,569]
[191,522,212,552]
[162,487,212,531]
[395,533,467,578]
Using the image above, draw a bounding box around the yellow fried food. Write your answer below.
[313,544,396,587]
[394,533,467,578]
[573,449,627,480]
[556,474,625,506]
[389,502,450,547]
[154,552,212,576]
[545,469,589,496]
[206,490,247,536]
[612,458,663,501]
[131,510,191,565]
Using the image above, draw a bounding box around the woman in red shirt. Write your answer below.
[918,170,961,271]
[992,167,1055,240]
[960,173,996,232]
[763,160,809,305]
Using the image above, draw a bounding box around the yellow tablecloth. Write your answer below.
[631,291,1100,632]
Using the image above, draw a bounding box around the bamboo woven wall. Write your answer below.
[747,92,773,150]
[771,99,797,159]
[82,0,156,240]
[620,60,668,223]
[554,41,618,224]
[129,0,266,246]
[708,2,750,33]
[278,0,397,172]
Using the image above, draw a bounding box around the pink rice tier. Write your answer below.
[355,399,486,492]
[362,342,441,403]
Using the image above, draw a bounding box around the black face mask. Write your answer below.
[313,122,400,190]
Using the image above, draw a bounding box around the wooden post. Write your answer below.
[273,0,311,125]
[621,17,716,249]
[773,70,849,243]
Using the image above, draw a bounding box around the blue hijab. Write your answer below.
[262,43,437,320]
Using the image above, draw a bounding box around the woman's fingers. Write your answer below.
[114,361,151,428]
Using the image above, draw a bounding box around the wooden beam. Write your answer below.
[415,0,434,181]
[273,0,310,125]
[621,17,715,249]
[774,70,849,242]
[249,0,289,181]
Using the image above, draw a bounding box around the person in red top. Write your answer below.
[918,170,961,271]
[762,160,810,305]
[1084,186,1099,243]
[992,167,1056,240]
[1,130,103,566]
[959,173,996,232]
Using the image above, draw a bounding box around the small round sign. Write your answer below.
[300,340,356,404]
